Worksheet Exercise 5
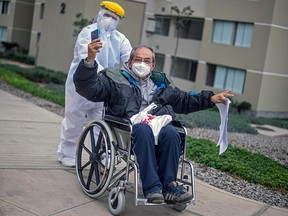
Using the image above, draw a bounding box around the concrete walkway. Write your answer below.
[0,89,287,216]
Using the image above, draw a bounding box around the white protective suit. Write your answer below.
[57,8,132,164]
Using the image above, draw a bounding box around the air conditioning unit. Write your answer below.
[146,18,156,33]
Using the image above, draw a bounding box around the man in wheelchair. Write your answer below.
[73,44,234,204]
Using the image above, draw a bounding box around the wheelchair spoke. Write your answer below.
[86,165,93,189]
[89,127,96,152]
[82,143,92,155]
[95,132,103,150]
[93,161,101,185]
[86,160,97,189]
[80,160,91,170]
[89,127,103,151]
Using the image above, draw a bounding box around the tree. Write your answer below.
[170,6,194,57]
[170,6,194,73]
[73,13,93,36]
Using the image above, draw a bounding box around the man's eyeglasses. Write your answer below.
[133,58,153,65]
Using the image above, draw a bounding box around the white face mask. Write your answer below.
[132,62,151,78]
[101,16,117,31]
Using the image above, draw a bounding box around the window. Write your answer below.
[212,21,234,45]
[206,64,245,94]
[235,23,253,47]
[155,16,170,36]
[212,20,253,47]
[40,3,45,19]
[171,57,197,82]
[0,0,10,15]
[177,18,204,40]
[0,26,7,41]
[154,53,165,72]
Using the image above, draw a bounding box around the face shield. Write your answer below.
[93,8,122,32]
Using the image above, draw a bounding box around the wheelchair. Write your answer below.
[75,114,196,215]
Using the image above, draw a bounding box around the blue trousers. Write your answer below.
[131,123,181,196]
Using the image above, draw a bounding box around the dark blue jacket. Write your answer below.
[73,59,215,119]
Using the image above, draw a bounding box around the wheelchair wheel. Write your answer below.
[108,187,125,216]
[76,120,115,198]
[173,203,187,212]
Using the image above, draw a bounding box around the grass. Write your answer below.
[186,137,288,191]
[0,67,65,106]
[0,63,67,84]
[1,62,288,192]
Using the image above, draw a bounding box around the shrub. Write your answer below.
[0,64,66,84]
[9,53,35,65]
[250,116,288,130]
[237,101,251,114]
[1,42,35,64]
[45,83,65,94]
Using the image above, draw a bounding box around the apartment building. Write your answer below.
[0,0,145,71]
[31,0,145,73]
[141,0,288,118]
[0,0,34,52]
[0,0,287,118]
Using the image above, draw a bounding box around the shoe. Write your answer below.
[146,190,164,204]
[162,181,192,204]
[58,157,76,167]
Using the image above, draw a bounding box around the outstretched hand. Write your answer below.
[211,90,234,105]
[86,38,103,63]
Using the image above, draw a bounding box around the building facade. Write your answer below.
[0,0,287,118]
[141,0,288,118]
[31,0,145,73]
[0,0,145,71]
[0,0,35,53]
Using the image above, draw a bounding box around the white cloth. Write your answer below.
[216,98,231,155]
[130,103,172,145]
[57,22,132,161]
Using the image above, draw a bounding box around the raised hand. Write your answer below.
[86,38,103,63]
[211,90,234,104]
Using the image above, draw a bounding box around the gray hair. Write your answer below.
[129,45,155,63]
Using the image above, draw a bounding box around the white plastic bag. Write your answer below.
[148,115,172,145]
[130,103,157,124]
[216,98,231,154]
[130,103,172,145]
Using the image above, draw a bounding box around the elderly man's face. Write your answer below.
[132,48,153,66]
[131,47,155,68]
[129,47,155,79]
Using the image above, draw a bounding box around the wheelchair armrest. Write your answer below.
[104,115,131,124]
[104,115,131,132]
[171,120,185,128]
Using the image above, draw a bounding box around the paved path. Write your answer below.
[0,89,287,216]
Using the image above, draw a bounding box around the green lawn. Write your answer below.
[186,137,288,191]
